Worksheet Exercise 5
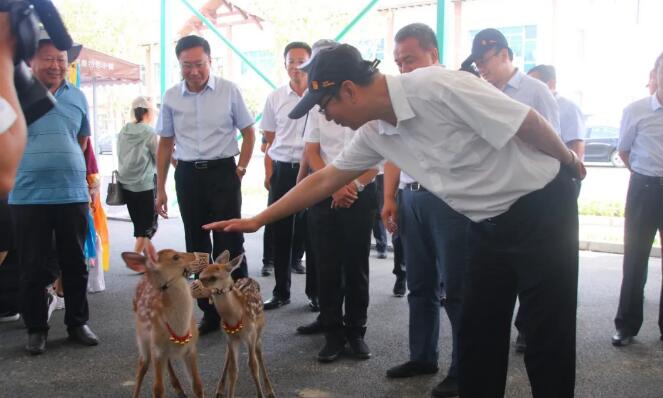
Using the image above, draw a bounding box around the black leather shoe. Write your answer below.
[386,361,439,378]
[612,330,634,347]
[431,375,459,397]
[348,337,371,359]
[514,333,526,353]
[317,336,346,363]
[297,319,324,335]
[393,276,406,297]
[308,296,320,312]
[261,262,273,277]
[377,251,388,259]
[198,318,220,336]
[67,325,99,346]
[26,332,47,355]
[263,296,290,310]
[291,260,306,274]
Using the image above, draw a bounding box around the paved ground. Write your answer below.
[1,218,663,398]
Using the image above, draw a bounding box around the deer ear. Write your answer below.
[215,250,230,265]
[122,252,150,273]
[224,253,244,273]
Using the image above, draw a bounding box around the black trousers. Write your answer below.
[308,183,376,336]
[0,197,19,315]
[302,210,317,300]
[175,159,248,323]
[459,169,578,398]
[122,187,158,238]
[267,161,304,299]
[11,203,90,333]
[615,172,663,336]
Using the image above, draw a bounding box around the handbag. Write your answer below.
[105,170,125,206]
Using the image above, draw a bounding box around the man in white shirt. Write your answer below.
[204,43,585,397]
[260,42,311,310]
[528,64,586,159]
[612,52,663,347]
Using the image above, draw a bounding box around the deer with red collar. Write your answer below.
[193,250,275,398]
[122,249,207,398]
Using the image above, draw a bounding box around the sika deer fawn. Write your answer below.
[122,249,206,398]
[194,250,276,398]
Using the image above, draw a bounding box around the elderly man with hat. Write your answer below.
[9,29,98,355]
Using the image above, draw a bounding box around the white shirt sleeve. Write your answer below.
[332,126,384,171]
[0,97,17,134]
[259,92,276,132]
[443,74,530,150]
[618,105,636,152]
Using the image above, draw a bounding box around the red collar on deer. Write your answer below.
[211,286,233,295]
[164,321,193,345]
[222,317,243,335]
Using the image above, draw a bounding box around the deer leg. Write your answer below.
[256,337,276,398]
[167,359,186,398]
[247,337,264,398]
[184,348,205,398]
[227,339,240,398]
[215,345,231,398]
[133,355,150,398]
[152,354,166,398]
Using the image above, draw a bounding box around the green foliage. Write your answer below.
[54,0,159,63]
[578,200,625,217]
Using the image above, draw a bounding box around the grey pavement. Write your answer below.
[1,218,663,397]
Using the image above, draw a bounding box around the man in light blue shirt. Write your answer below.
[612,51,663,347]
[467,28,561,354]
[9,37,98,355]
[155,35,255,336]
[528,64,586,159]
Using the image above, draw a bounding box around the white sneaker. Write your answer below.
[47,292,58,322]
[55,295,65,310]
[0,312,20,322]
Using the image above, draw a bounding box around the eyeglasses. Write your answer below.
[318,93,334,114]
[474,49,499,68]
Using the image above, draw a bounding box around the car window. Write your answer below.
[587,126,618,139]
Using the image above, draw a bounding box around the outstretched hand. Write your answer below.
[202,217,262,233]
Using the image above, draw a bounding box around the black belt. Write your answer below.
[178,158,234,170]
[404,182,427,192]
[273,160,300,168]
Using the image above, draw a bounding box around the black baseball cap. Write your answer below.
[288,43,378,119]
[463,28,509,66]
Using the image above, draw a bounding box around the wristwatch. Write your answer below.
[353,179,365,192]
[237,166,247,176]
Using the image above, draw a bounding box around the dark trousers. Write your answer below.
[302,210,317,300]
[372,174,388,253]
[175,159,248,323]
[459,169,578,398]
[308,183,376,336]
[0,197,19,315]
[615,172,663,336]
[11,203,90,333]
[262,210,305,267]
[122,187,158,238]
[392,189,406,279]
[399,187,469,376]
[267,161,303,300]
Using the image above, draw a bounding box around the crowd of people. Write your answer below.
[1,14,663,398]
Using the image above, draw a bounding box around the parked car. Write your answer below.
[584,126,624,167]
[96,135,113,154]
